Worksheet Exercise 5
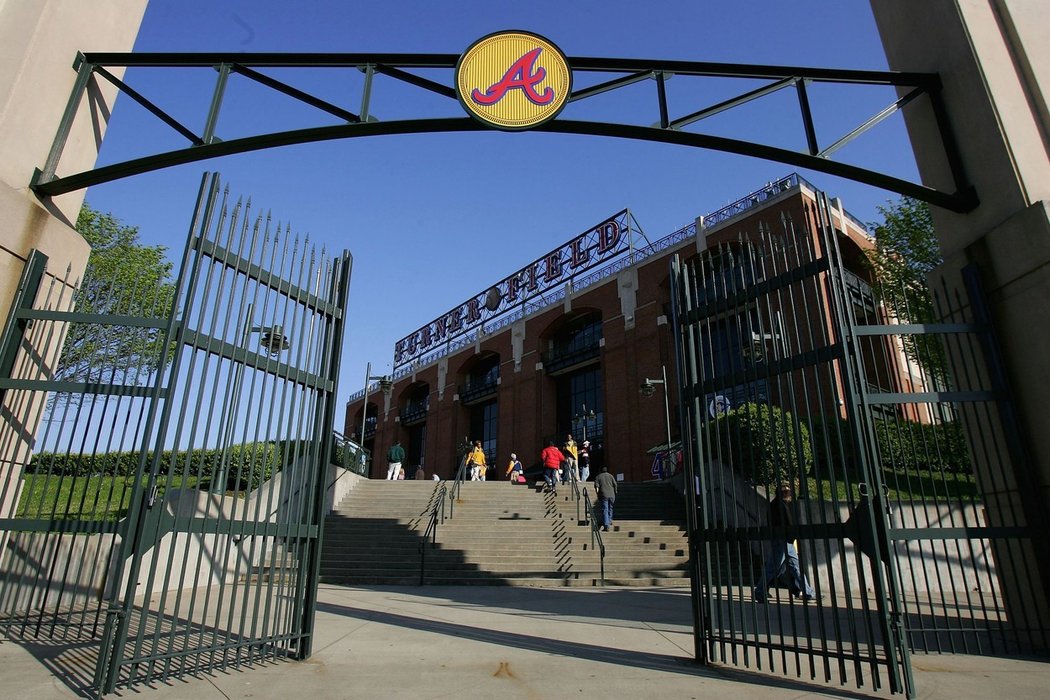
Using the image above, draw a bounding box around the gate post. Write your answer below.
[0,250,47,551]
[816,193,914,696]
[298,251,353,659]
[669,254,710,665]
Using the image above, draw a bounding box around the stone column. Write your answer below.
[871,0,1050,649]
[0,1,147,537]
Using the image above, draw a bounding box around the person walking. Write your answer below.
[466,440,487,481]
[753,482,816,602]
[594,466,617,531]
[578,440,591,482]
[386,440,405,480]
[540,440,564,494]
[505,453,523,483]
[563,434,579,485]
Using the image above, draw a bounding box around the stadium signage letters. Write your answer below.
[394,211,629,367]
[455,30,572,131]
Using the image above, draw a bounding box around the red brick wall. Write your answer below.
[345,188,890,481]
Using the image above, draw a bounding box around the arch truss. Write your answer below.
[32,51,975,212]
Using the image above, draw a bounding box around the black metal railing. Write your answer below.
[399,401,428,425]
[542,342,600,374]
[458,378,498,405]
[567,468,583,523]
[583,488,605,584]
[419,480,447,585]
[448,458,467,518]
[330,429,370,476]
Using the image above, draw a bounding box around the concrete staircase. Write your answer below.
[320,480,444,585]
[576,481,690,586]
[319,479,690,587]
[421,481,597,586]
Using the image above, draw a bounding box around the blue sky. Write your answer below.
[79,0,917,411]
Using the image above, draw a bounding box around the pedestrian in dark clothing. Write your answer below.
[386,440,405,480]
[594,467,617,531]
[754,482,815,602]
[578,441,591,481]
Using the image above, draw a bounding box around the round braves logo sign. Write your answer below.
[456,30,572,131]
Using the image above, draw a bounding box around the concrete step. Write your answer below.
[321,479,692,587]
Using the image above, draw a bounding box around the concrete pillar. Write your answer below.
[870,0,1050,649]
[0,1,147,524]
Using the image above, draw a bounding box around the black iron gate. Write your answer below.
[0,174,351,696]
[670,191,1047,697]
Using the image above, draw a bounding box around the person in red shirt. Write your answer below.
[539,440,564,494]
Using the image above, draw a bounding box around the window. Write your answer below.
[469,400,498,468]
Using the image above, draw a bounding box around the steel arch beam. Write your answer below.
[31,117,975,212]
[29,51,978,212]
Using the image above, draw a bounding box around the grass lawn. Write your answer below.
[16,474,200,521]
[805,466,979,503]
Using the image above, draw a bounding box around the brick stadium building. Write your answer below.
[345,174,907,482]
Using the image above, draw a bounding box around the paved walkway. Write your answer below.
[1,584,1047,699]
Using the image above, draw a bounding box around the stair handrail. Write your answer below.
[448,457,468,518]
[419,480,448,585]
[570,470,585,522]
[583,487,605,584]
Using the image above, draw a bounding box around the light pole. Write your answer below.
[572,404,597,443]
[359,361,393,469]
[640,364,673,461]
[218,303,290,490]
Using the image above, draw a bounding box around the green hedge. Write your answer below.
[712,402,813,487]
[873,419,971,474]
[808,413,859,479]
[807,414,972,477]
[27,441,285,492]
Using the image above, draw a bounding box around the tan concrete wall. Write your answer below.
[0,0,148,218]
[0,0,147,549]
[871,0,1050,643]
[1,0,148,328]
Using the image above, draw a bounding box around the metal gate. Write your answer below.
[670,191,1048,697]
[0,173,351,696]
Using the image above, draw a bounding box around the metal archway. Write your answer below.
[32,52,975,212]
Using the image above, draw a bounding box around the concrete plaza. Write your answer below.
[1,584,1048,699]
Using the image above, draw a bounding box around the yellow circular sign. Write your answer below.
[456,31,572,131]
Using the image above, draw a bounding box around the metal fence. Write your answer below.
[670,191,1047,698]
[0,173,351,696]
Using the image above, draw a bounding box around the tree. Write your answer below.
[54,205,177,387]
[713,402,813,486]
[864,197,947,385]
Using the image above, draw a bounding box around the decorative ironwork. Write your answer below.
[670,188,1048,696]
[0,174,351,695]
[32,52,975,213]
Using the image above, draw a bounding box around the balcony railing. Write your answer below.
[400,401,428,426]
[458,378,498,405]
[543,342,601,375]
[341,173,874,400]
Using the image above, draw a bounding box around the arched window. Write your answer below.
[544,311,602,375]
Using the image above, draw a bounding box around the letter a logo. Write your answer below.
[471,48,554,106]
[456,31,571,131]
